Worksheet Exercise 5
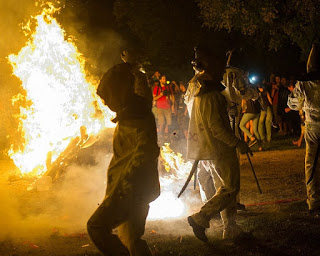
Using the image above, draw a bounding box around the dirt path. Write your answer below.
[2,148,319,256]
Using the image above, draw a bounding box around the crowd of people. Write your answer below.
[150,71,304,151]
[151,73,189,144]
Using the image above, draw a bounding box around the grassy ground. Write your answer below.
[1,136,316,256]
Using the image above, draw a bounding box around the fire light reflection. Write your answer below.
[7,3,194,220]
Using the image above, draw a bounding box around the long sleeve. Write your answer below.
[205,94,239,148]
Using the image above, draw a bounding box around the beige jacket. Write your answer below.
[187,90,239,160]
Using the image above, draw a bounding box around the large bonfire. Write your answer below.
[8,4,115,177]
[8,3,194,219]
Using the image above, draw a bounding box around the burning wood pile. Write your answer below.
[8,4,115,178]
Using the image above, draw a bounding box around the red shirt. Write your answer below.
[153,85,172,109]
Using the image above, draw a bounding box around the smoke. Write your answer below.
[59,1,125,78]
[0,151,112,239]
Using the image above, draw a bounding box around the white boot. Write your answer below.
[222,224,243,240]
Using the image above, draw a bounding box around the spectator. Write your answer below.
[258,81,273,144]
[277,76,290,135]
[153,75,174,139]
[151,80,160,122]
[239,98,262,150]
[176,82,189,139]
[284,82,300,135]
[271,75,281,129]
[170,81,180,116]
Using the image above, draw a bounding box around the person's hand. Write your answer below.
[236,140,253,155]
[285,108,291,113]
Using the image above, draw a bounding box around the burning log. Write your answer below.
[44,126,97,181]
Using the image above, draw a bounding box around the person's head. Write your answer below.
[179,82,186,92]
[269,73,275,84]
[153,71,161,79]
[280,76,287,87]
[275,76,281,85]
[170,81,179,92]
[160,75,166,86]
[258,81,266,92]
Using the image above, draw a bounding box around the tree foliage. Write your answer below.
[113,0,203,79]
[196,0,320,59]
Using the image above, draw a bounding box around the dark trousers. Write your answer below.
[87,193,152,256]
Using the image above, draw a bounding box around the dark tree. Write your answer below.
[196,0,320,59]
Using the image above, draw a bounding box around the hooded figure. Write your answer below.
[186,46,250,242]
[221,49,258,127]
[288,42,320,213]
[87,48,160,256]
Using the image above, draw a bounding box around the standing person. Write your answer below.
[221,48,259,130]
[221,48,258,209]
[239,98,262,149]
[151,80,160,123]
[88,48,160,256]
[277,76,290,135]
[186,46,251,241]
[176,82,189,139]
[170,80,180,132]
[271,75,281,130]
[284,82,300,135]
[288,42,320,214]
[258,82,273,145]
[153,75,174,139]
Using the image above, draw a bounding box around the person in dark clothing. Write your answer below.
[87,48,160,256]
[277,76,290,135]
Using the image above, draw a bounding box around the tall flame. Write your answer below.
[8,4,115,176]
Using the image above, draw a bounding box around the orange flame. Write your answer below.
[8,3,115,176]
[148,143,193,220]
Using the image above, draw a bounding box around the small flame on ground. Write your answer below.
[148,191,185,220]
[148,143,193,220]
